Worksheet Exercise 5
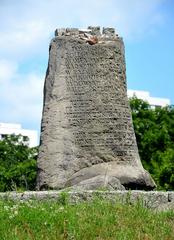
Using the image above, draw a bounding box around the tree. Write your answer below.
[0,135,38,191]
[130,97,174,190]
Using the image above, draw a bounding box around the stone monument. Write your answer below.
[36,26,156,190]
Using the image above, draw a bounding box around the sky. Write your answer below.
[0,0,174,136]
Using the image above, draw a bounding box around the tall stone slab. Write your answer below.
[37,27,156,190]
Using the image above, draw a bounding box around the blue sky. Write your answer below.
[0,0,173,134]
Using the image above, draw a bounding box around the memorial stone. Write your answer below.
[36,27,156,190]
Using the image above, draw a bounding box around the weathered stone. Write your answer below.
[88,26,101,36]
[0,191,174,212]
[36,27,156,190]
[168,192,174,202]
[65,28,79,36]
[155,202,174,212]
[66,164,155,190]
[124,191,169,208]
[55,28,66,37]
[67,175,125,191]
[102,27,115,37]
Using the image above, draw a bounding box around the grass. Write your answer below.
[0,195,174,240]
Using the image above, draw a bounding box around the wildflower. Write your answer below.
[14,210,18,215]
[11,205,18,210]
[58,206,64,212]
[4,206,9,211]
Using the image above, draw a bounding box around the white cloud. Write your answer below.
[0,20,50,60]
[0,0,165,60]
[0,59,18,83]
[0,67,44,129]
[0,0,167,130]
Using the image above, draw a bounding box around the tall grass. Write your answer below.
[0,195,173,240]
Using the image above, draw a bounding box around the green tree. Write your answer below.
[130,97,174,190]
[0,135,38,191]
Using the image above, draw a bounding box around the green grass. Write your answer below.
[0,196,174,240]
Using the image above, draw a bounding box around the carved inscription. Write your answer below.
[64,42,136,158]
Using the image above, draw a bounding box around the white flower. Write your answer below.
[58,206,64,212]
[4,206,9,210]
[11,205,18,210]
[14,210,18,215]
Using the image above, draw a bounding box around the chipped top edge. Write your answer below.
[54,26,121,44]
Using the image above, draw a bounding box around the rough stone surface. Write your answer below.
[168,192,174,202]
[155,202,174,212]
[0,191,173,211]
[67,175,125,191]
[37,26,156,190]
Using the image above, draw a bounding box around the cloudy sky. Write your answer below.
[0,0,173,137]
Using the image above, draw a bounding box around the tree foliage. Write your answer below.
[0,135,38,191]
[130,97,174,190]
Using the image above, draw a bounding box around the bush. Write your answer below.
[0,135,38,191]
[130,97,174,190]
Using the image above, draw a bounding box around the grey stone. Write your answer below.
[168,191,174,202]
[88,26,101,36]
[67,175,125,191]
[55,28,66,37]
[125,191,169,208]
[155,202,174,212]
[36,26,156,190]
[0,191,174,212]
[65,28,79,36]
[103,27,116,37]
[66,164,155,190]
